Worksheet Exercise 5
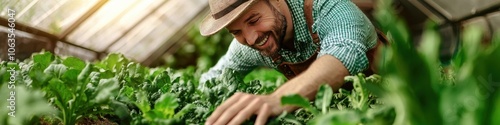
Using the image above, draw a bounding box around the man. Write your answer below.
[199,0,382,124]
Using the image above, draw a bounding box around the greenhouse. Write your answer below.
[1,0,499,124]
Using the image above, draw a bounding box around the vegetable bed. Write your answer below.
[1,0,500,124]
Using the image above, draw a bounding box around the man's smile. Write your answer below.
[256,34,269,46]
[252,32,279,57]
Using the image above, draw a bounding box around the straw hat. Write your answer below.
[199,0,258,36]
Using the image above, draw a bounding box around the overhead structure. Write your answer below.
[1,0,499,66]
[0,0,208,65]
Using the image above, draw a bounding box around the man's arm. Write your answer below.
[205,0,375,124]
[314,0,378,75]
[271,54,349,111]
[272,0,376,107]
[205,54,349,125]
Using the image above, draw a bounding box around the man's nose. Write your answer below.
[243,29,258,46]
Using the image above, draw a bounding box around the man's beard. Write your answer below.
[257,6,287,57]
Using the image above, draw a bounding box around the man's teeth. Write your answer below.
[257,35,268,46]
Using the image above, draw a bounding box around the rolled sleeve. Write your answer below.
[313,0,377,75]
[318,37,369,75]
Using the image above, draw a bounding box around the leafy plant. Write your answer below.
[0,84,56,125]
[2,0,499,124]
[280,73,386,125]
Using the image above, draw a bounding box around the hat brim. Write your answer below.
[199,0,258,36]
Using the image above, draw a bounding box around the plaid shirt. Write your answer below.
[201,0,377,82]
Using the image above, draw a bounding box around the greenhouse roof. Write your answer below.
[0,0,208,65]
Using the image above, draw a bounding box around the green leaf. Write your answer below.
[154,93,179,118]
[354,73,370,111]
[461,25,483,60]
[0,65,7,84]
[78,64,93,83]
[43,64,67,78]
[492,92,500,125]
[314,84,333,114]
[275,112,303,125]
[110,101,132,123]
[144,111,159,122]
[28,68,51,88]
[97,53,129,72]
[281,94,319,115]
[365,106,396,125]
[135,91,151,114]
[418,22,441,64]
[94,78,120,103]
[174,104,194,119]
[62,69,80,83]
[152,70,170,89]
[103,54,120,68]
[32,52,54,69]
[309,110,363,125]
[0,84,57,125]
[47,78,72,104]
[118,85,136,101]
[151,118,181,125]
[62,57,86,70]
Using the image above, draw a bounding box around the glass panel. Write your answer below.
[425,0,500,21]
[110,0,208,62]
[0,0,98,34]
[1,0,209,63]
[67,0,164,52]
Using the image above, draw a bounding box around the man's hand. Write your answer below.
[205,92,283,125]
[205,55,349,125]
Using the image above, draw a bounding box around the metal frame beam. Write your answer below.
[101,0,170,54]
[454,3,500,23]
[59,0,109,41]
[0,0,112,59]
[0,17,98,54]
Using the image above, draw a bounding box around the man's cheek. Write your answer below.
[259,21,276,30]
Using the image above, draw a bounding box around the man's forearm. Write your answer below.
[270,55,350,111]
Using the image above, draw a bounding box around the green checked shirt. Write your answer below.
[201,0,378,82]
